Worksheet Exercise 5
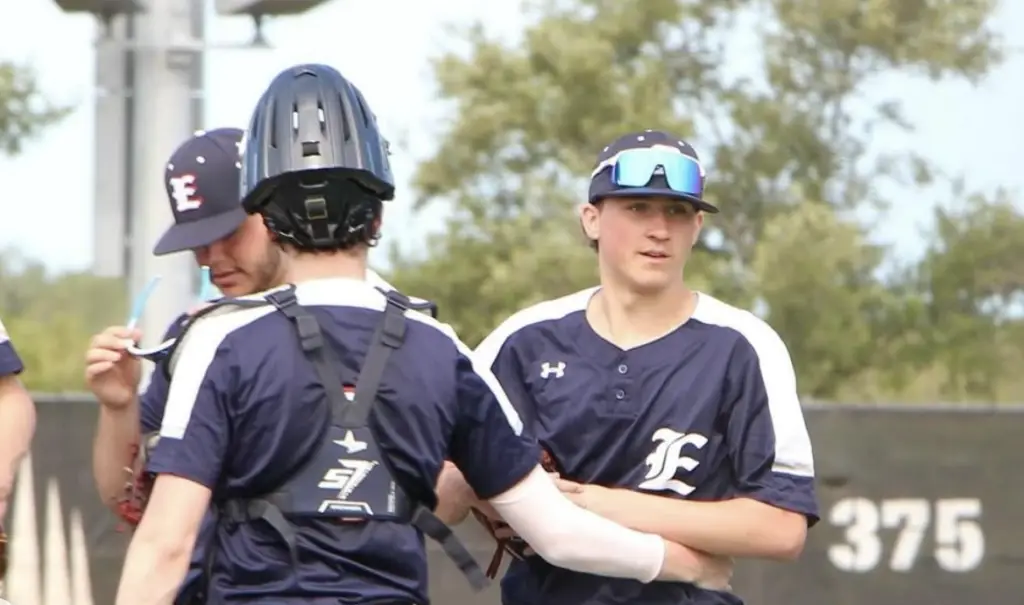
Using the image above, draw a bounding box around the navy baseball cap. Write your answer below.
[588,129,718,213]
[153,128,247,256]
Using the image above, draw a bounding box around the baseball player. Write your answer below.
[113,65,731,605]
[0,316,35,577]
[86,127,288,604]
[462,130,820,605]
[88,128,440,604]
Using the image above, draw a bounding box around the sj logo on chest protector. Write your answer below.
[637,428,708,496]
[318,459,378,501]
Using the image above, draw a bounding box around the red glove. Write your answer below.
[116,432,160,530]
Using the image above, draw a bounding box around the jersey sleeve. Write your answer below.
[0,317,24,376]
[139,313,189,432]
[447,342,540,500]
[473,325,537,436]
[725,331,819,525]
[146,317,236,490]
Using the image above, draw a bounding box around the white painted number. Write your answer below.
[828,497,882,572]
[828,497,984,573]
[934,498,985,572]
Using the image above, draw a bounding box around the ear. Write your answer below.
[578,203,600,242]
[691,212,704,247]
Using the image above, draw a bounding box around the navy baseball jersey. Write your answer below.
[0,317,23,376]
[148,278,539,603]
[139,313,189,432]
[138,312,212,602]
[475,288,818,605]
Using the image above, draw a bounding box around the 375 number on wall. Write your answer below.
[827,497,984,573]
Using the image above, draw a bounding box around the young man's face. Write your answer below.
[192,215,284,296]
[580,195,703,294]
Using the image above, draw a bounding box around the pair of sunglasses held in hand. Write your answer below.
[124,266,219,363]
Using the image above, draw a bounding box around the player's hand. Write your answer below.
[660,542,734,590]
[434,461,476,525]
[557,480,609,512]
[553,476,584,494]
[691,551,734,592]
[84,326,143,409]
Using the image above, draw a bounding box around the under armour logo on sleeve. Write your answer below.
[540,362,565,379]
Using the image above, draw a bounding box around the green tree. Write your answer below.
[750,203,904,398]
[0,61,79,391]
[388,0,1007,396]
[907,191,1024,401]
[0,252,126,392]
[0,61,72,155]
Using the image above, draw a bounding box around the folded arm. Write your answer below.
[488,465,720,585]
[570,486,807,559]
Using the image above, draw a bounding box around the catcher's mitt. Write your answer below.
[471,449,559,578]
[115,432,160,530]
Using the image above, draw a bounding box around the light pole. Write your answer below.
[51,0,331,383]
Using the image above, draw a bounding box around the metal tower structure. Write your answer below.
[51,0,329,373]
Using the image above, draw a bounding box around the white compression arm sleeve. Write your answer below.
[488,465,664,582]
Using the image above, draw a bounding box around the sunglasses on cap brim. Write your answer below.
[124,266,218,362]
[592,148,705,199]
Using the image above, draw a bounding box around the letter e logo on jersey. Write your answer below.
[637,427,708,496]
[169,174,202,212]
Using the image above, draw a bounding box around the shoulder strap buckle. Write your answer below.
[267,286,323,352]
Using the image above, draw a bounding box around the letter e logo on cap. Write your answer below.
[169,174,202,212]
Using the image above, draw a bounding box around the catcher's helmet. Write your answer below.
[239,63,395,250]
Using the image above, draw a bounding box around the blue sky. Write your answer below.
[1,0,1022,274]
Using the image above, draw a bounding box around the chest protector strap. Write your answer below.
[192,286,487,593]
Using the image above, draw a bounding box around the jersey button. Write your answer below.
[614,389,625,400]
[617,364,628,374]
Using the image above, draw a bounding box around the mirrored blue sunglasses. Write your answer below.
[597,148,705,198]
[124,266,218,361]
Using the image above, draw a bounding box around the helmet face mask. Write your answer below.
[240,63,394,252]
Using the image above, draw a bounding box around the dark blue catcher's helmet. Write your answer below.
[239,63,395,250]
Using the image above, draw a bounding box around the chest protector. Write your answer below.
[167,286,488,598]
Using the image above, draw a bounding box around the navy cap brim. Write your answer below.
[593,187,719,213]
[152,207,248,255]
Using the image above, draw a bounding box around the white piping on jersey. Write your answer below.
[473,287,815,479]
[159,277,523,441]
[473,287,597,370]
[690,294,814,478]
